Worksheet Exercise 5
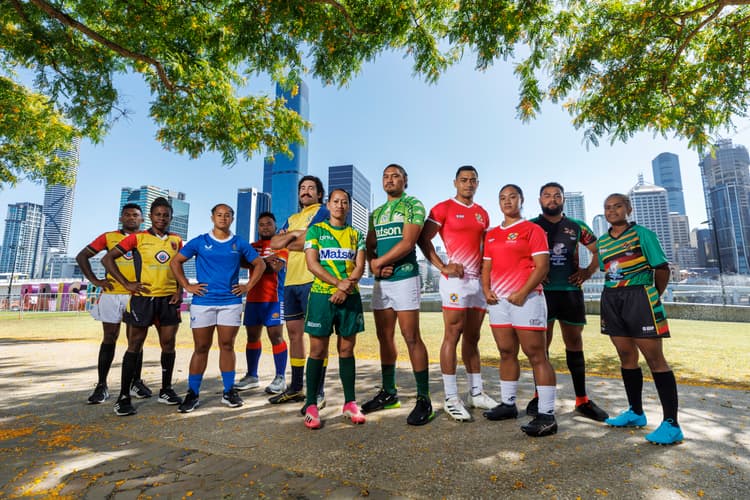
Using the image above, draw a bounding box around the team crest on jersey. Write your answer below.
[122,251,134,260]
[475,213,484,224]
[507,233,518,240]
[232,243,237,251]
[155,250,171,264]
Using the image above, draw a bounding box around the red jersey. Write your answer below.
[427,198,489,279]
[483,219,549,297]
[246,239,288,303]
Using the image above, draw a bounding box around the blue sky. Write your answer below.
[3,51,750,253]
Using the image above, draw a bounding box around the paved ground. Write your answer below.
[0,338,748,499]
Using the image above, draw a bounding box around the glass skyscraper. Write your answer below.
[0,202,45,278]
[119,186,190,240]
[699,139,750,274]
[328,164,371,238]
[236,187,272,243]
[629,174,674,262]
[41,138,80,266]
[652,152,687,215]
[263,81,310,226]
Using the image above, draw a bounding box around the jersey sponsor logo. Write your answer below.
[376,225,402,238]
[306,320,322,328]
[155,250,171,264]
[455,214,465,219]
[552,243,565,255]
[319,248,355,260]
[529,318,544,326]
[642,325,655,332]
[318,234,335,241]
[400,263,415,273]
[563,227,576,237]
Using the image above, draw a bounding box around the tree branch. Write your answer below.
[27,0,187,92]
[308,0,365,36]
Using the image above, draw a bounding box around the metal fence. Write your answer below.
[0,293,88,315]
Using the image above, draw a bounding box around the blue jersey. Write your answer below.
[180,232,259,306]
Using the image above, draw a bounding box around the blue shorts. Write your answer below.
[284,283,312,321]
[243,301,284,327]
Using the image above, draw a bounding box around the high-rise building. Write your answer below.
[669,213,692,268]
[699,139,750,274]
[328,165,371,238]
[0,202,45,278]
[629,174,674,261]
[120,186,190,240]
[236,188,272,243]
[592,214,608,238]
[652,152,686,215]
[562,191,590,267]
[693,228,718,269]
[41,138,80,267]
[263,81,310,226]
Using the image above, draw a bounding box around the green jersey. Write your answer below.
[304,220,364,295]
[597,223,668,287]
[369,193,425,282]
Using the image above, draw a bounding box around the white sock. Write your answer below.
[467,372,482,396]
[537,385,557,415]
[500,380,518,405]
[442,373,458,400]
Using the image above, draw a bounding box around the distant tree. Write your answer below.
[2,1,749,186]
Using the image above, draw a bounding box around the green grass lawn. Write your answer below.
[1,312,747,389]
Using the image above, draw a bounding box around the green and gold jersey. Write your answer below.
[304,220,365,295]
[597,223,668,288]
[369,193,425,282]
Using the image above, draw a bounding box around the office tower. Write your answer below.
[652,152,687,215]
[562,191,590,267]
[120,186,190,240]
[694,228,718,268]
[41,138,80,263]
[629,174,674,261]
[669,213,692,268]
[236,188,272,243]
[592,214,608,238]
[699,139,750,274]
[262,81,310,226]
[328,164,371,238]
[0,202,45,277]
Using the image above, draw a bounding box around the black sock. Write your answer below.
[97,343,116,385]
[653,370,679,426]
[318,364,327,398]
[134,350,144,381]
[161,351,176,389]
[291,365,304,392]
[120,351,138,398]
[621,367,644,414]
[566,350,587,398]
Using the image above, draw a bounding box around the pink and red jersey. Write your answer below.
[246,239,288,303]
[427,198,490,279]
[483,220,549,297]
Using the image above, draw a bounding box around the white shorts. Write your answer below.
[487,291,547,331]
[439,276,487,311]
[90,293,130,324]
[371,276,421,311]
[190,304,243,328]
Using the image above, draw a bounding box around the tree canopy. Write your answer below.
[2,0,749,186]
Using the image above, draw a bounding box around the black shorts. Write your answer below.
[545,290,586,325]
[124,296,182,328]
[600,286,670,338]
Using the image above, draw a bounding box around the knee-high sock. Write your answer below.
[318,357,328,397]
[272,341,288,376]
[97,343,116,385]
[161,351,176,390]
[621,367,643,415]
[305,358,324,407]
[653,370,679,425]
[120,351,138,398]
[221,371,236,393]
[414,369,430,398]
[245,341,262,377]
[339,356,356,403]
[290,357,305,391]
[566,350,588,402]
[134,350,144,381]
[382,364,397,394]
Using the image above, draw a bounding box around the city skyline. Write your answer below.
[2,51,749,258]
